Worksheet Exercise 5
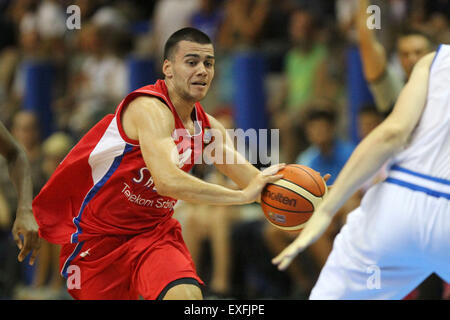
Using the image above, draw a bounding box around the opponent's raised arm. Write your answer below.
[272,52,435,270]
[356,0,387,82]
[122,97,283,205]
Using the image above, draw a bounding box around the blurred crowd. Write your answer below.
[0,0,449,300]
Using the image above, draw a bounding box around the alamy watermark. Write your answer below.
[64,4,382,31]
[66,265,81,290]
[171,126,280,167]
[366,265,381,290]
[367,5,381,30]
[66,5,81,30]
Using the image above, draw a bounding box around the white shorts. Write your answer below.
[310,179,450,300]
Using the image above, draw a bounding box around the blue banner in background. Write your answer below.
[232,52,270,167]
[346,46,374,143]
[127,56,157,92]
[232,51,268,132]
[23,61,55,139]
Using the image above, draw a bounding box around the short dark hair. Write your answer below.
[163,27,212,61]
[397,26,435,49]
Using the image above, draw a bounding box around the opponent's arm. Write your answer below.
[0,121,40,265]
[273,52,436,270]
[356,0,387,82]
[123,97,282,205]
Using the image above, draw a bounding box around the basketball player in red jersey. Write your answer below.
[0,120,40,265]
[33,28,290,300]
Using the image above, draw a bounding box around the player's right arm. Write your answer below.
[0,121,40,265]
[122,97,282,205]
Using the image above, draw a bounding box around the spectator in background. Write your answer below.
[216,0,269,51]
[357,104,385,142]
[424,13,450,45]
[334,104,386,227]
[186,0,225,113]
[295,108,355,185]
[284,8,327,111]
[35,0,66,41]
[10,0,66,99]
[356,0,434,114]
[355,104,386,193]
[64,21,128,139]
[210,0,269,110]
[9,4,42,113]
[10,111,46,196]
[270,6,328,163]
[152,0,200,68]
[308,105,385,265]
[189,0,224,43]
[409,0,450,45]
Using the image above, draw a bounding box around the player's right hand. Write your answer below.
[242,163,286,204]
[12,208,41,266]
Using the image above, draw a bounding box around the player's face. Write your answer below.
[397,35,430,78]
[164,40,215,102]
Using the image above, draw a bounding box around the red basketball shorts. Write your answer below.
[60,219,203,299]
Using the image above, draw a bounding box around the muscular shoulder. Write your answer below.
[122,96,175,141]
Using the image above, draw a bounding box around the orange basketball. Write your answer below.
[261,164,327,231]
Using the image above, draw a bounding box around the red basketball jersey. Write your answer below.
[33,80,211,244]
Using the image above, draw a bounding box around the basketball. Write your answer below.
[261,164,327,231]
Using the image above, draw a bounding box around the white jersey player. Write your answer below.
[272,45,450,299]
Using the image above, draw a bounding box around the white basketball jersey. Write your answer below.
[390,44,450,180]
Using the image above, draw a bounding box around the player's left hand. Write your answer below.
[272,207,333,271]
[12,208,41,266]
[252,163,286,203]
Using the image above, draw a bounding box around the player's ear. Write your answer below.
[163,59,173,79]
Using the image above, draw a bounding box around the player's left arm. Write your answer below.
[272,52,436,270]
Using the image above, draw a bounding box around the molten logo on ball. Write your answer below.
[260,164,327,231]
[262,190,297,207]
